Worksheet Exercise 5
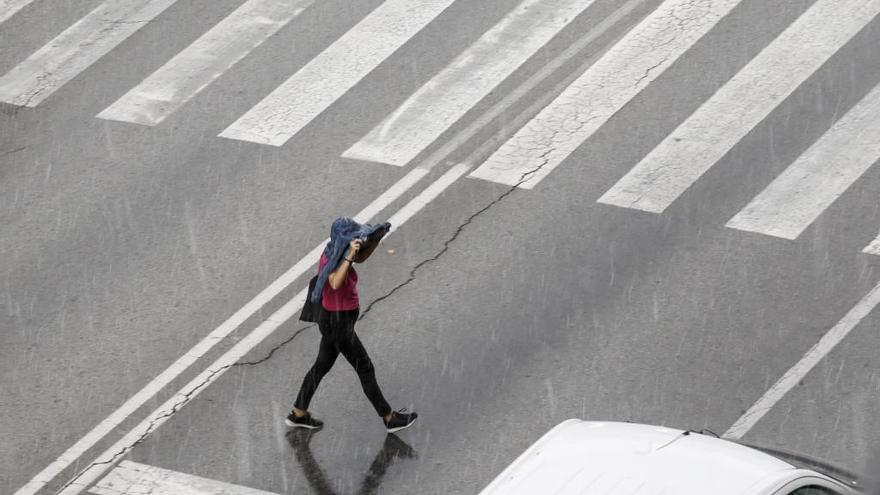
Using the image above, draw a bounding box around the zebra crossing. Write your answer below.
[1,0,878,253]
[597,0,880,213]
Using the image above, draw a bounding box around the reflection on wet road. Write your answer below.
[287,431,418,495]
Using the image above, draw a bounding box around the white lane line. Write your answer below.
[11,169,429,495]
[342,0,598,167]
[864,233,880,255]
[89,461,278,495]
[56,165,472,495]
[599,0,880,213]
[0,0,36,25]
[0,0,182,107]
[97,0,313,126]
[726,81,880,239]
[219,0,457,146]
[468,0,745,189]
[724,279,880,439]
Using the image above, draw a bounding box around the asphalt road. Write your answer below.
[2,0,880,493]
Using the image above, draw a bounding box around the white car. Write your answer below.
[479,420,866,495]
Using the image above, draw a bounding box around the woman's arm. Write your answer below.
[328,239,361,289]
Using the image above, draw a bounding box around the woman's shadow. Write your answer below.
[286,430,418,495]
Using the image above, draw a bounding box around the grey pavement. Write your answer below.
[2,0,880,493]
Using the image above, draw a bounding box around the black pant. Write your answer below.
[294,308,392,417]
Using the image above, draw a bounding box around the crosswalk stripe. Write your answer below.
[864,234,880,255]
[219,0,457,146]
[726,80,880,240]
[0,0,182,107]
[598,0,880,213]
[467,0,745,189]
[97,0,313,126]
[0,0,36,25]
[89,461,278,495]
[342,0,598,167]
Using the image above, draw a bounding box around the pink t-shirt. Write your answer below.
[319,253,359,311]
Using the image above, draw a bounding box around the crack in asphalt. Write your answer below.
[1,145,26,157]
[238,155,558,368]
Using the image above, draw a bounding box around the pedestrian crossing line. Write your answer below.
[598,0,880,214]
[342,0,598,167]
[0,0,36,25]
[726,80,880,240]
[467,0,745,189]
[89,461,277,495]
[219,0,457,147]
[864,233,880,255]
[97,0,313,126]
[0,0,182,107]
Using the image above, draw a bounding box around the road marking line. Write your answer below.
[219,0,457,146]
[55,166,472,495]
[468,0,745,189]
[0,0,182,107]
[864,233,880,255]
[11,168,428,495]
[342,0,598,167]
[724,279,880,439]
[97,0,313,126]
[726,81,880,239]
[599,0,880,213]
[0,0,35,25]
[88,461,277,495]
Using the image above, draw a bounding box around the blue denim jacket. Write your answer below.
[311,217,387,304]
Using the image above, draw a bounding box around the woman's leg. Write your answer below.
[338,317,392,417]
[293,332,339,412]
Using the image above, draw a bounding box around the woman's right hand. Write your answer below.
[348,239,362,255]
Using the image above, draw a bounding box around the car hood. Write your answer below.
[480,420,796,495]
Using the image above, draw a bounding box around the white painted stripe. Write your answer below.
[89,461,277,495]
[12,169,429,495]
[219,0,457,146]
[343,0,598,167]
[599,0,880,213]
[97,0,312,126]
[864,233,880,256]
[724,279,880,439]
[55,166,470,495]
[468,0,744,189]
[0,0,182,107]
[0,0,35,25]
[726,81,880,239]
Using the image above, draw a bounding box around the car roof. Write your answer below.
[480,420,797,495]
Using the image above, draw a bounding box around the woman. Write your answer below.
[287,217,418,433]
